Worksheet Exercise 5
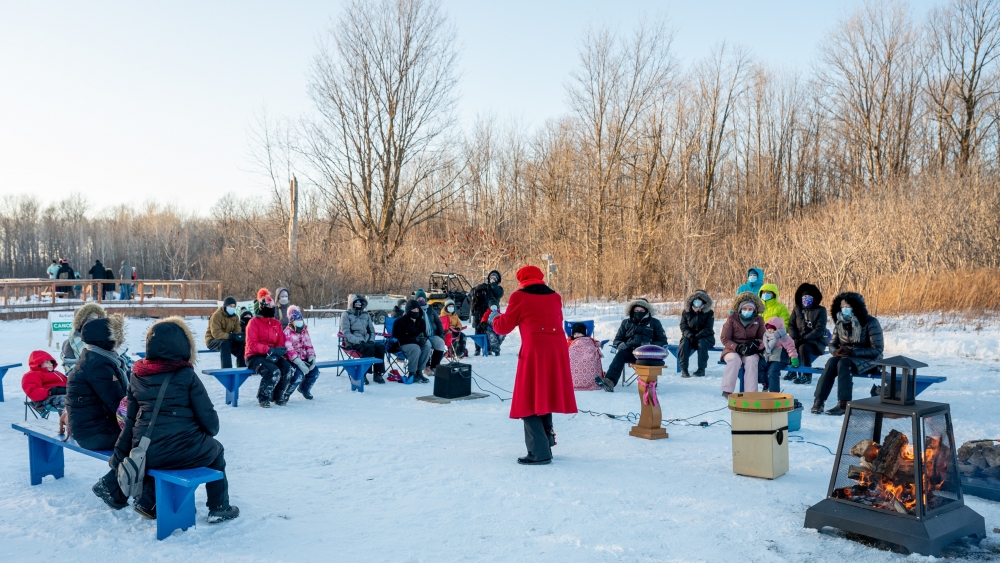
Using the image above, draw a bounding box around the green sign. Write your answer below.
[52,322,72,331]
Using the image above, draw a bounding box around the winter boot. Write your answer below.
[810,398,824,415]
[783,372,797,381]
[722,391,730,398]
[681,370,691,378]
[597,376,615,392]
[133,501,156,520]
[414,373,430,384]
[208,505,240,524]
[92,479,127,510]
[430,350,444,370]
[826,400,848,416]
[373,373,385,384]
[793,374,812,385]
[693,369,705,377]
[259,399,271,408]
[300,390,314,400]
[517,457,552,465]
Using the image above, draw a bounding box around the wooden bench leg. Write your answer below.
[154,477,198,540]
[28,435,64,485]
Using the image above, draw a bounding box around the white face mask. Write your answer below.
[279,297,289,305]
[490,305,498,311]
[293,320,304,328]
[446,306,455,313]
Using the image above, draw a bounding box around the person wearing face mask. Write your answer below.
[759,317,798,393]
[340,295,387,384]
[245,289,297,407]
[274,287,292,329]
[757,283,791,329]
[812,292,884,416]
[678,290,716,378]
[736,267,765,296]
[205,296,245,369]
[470,270,504,356]
[413,289,446,374]
[787,282,829,384]
[391,299,433,383]
[480,300,506,356]
[598,298,668,391]
[720,292,765,398]
[440,298,468,358]
[284,305,323,398]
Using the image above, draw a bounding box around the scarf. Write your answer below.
[835,314,863,345]
[132,358,192,377]
[84,344,130,390]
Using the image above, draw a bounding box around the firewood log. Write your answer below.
[872,429,908,479]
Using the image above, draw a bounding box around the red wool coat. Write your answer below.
[492,284,578,419]
[21,350,67,401]
[244,317,294,360]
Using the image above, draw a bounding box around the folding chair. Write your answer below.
[380,317,409,376]
[337,332,363,377]
[24,396,58,421]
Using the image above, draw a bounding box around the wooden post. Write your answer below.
[3,284,7,308]
[289,174,299,267]
[217,282,222,302]
[181,283,187,303]
[629,364,669,440]
[139,282,145,305]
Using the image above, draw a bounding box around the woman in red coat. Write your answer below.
[492,265,577,465]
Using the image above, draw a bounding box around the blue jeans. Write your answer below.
[761,360,787,393]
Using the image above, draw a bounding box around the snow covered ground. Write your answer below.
[1,303,998,562]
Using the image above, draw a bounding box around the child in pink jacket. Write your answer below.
[759,317,798,393]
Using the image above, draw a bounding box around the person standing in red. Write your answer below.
[492,265,578,465]
[245,289,297,408]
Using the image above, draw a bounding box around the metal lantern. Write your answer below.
[876,356,928,406]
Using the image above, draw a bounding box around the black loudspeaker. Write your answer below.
[434,362,471,399]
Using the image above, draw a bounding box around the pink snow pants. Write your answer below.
[722,352,759,394]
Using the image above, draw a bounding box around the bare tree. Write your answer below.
[925,0,1000,173]
[303,0,460,288]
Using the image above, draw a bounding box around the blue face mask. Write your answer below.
[841,307,853,320]
[692,299,703,308]
[748,274,758,283]
[225,306,236,316]
[761,293,773,302]
[740,309,754,319]
[802,295,814,308]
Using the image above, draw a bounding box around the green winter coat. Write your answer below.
[758,283,791,328]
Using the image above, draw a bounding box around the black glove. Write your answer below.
[416,336,428,347]
[268,346,287,358]
[48,386,67,397]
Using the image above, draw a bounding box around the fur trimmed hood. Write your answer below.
[145,316,197,363]
[73,302,107,332]
[830,292,871,324]
[794,283,823,307]
[731,292,765,315]
[683,290,714,312]
[624,298,656,318]
[348,294,369,311]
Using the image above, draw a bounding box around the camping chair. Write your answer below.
[337,332,363,377]
[380,317,409,376]
[24,396,58,421]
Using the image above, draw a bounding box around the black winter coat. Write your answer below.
[680,310,715,343]
[789,283,829,346]
[112,366,222,469]
[612,317,668,349]
[471,271,504,329]
[88,262,105,280]
[392,314,428,346]
[67,348,127,442]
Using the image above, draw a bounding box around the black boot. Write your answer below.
[92,478,127,510]
[681,370,691,378]
[517,457,552,465]
[259,399,271,408]
[596,376,615,392]
[810,398,824,414]
[133,501,156,520]
[783,372,796,381]
[208,505,240,524]
[373,373,385,384]
[694,369,705,377]
[429,350,444,370]
[793,374,812,385]
[826,400,848,416]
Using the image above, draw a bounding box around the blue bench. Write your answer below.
[0,363,24,402]
[12,422,223,540]
[202,358,383,406]
[729,363,947,395]
[666,344,723,373]
[467,334,489,356]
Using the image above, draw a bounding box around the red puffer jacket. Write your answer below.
[244,317,295,360]
[21,350,68,401]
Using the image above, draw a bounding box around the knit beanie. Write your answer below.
[515,265,545,288]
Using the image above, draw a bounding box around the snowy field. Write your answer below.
[1,303,998,562]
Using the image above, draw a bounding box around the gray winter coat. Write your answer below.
[829,292,884,375]
[341,295,376,347]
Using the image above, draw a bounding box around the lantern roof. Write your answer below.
[874,355,928,369]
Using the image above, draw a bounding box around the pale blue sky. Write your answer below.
[0,0,937,213]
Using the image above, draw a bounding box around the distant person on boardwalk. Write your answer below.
[491,265,577,465]
[88,260,105,300]
[205,296,245,369]
[678,290,715,378]
[112,317,239,523]
[787,282,829,385]
[119,260,133,300]
[56,259,74,295]
[598,298,667,392]
[736,267,765,296]
[812,292,884,416]
[46,259,59,279]
[470,270,504,355]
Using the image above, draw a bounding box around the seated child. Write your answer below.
[760,317,798,393]
[440,299,467,358]
[21,350,68,417]
[567,322,603,390]
[481,300,505,356]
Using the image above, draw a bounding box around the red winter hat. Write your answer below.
[516,265,545,288]
[257,288,274,306]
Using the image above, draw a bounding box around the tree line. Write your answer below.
[4,0,1000,315]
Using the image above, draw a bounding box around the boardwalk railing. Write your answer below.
[0,279,222,311]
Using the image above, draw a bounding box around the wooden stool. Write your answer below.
[629,364,668,440]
